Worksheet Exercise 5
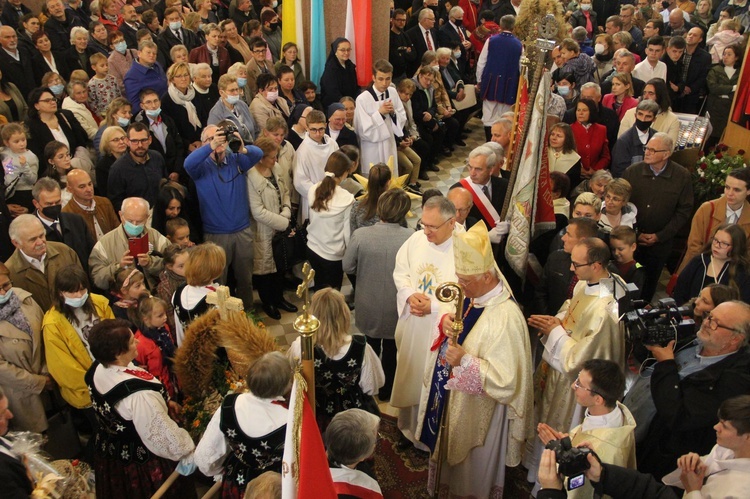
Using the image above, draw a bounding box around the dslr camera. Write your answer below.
[217,123,243,153]
[545,437,592,477]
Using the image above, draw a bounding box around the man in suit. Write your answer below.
[673,27,712,114]
[5,215,83,311]
[133,89,186,182]
[119,3,144,49]
[389,9,417,82]
[438,6,472,66]
[450,145,509,244]
[564,82,620,154]
[32,178,94,272]
[156,7,199,69]
[0,386,33,499]
[407,0,447,30]
[611,100,658,178]
[0,0,30,30]
[326,103,358,148]
[0,27,35,102]
[406,7,439,76]
[447,186,477,229]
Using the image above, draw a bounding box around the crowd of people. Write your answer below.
[1,0,750,498]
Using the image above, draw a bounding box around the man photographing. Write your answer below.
[184,120,262,309]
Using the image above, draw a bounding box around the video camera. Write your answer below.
[623,297,695,348]
[217,123,243,153]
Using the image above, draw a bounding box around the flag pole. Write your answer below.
[500,16,558,221]
[505,62,528,171]
[294,263,319,410]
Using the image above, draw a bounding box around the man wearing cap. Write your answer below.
[354,59,406,176]
[524,237,626,485]
[391,195,460,452]
[415,221,533,497]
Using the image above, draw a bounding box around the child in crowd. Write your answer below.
[133,295,179,398]
[707,19,744,64]
[338,144,364,197]
[598,178,638,234]
[156,244,189,327]
[607,225,645,300]
[300,81,324,112]
[110,267,148,322]
[43,141,73,206]
[1,123,39,214]
[166,217,194,248]
[87,53,122,119]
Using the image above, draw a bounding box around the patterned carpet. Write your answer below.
[373,414,431,499]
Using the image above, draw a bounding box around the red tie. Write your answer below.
[425,30,433,51]
[567,275,579,299]
[457,26,465,42]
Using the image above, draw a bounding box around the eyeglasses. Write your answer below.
[644,147,668,154]
[308,127,326,134]
[129,138,150,144]
[38,98,57,103]
[337,48,352,52]
[574,376,602,397]
[0,280,12,292]
[173,73,190,79]
[456,274,481,286]
[419,217,454,232]
[570,261,593,269]
[703,314,743,335]
[110,136,127,143]
[712,238,732,248]
[252,49,266,54]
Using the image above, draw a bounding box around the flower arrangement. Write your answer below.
[693,144,748,206]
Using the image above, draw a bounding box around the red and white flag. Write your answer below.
[281,374,337,499]
[345,0,373,86]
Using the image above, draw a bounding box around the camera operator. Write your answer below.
[623,300,750,480]
[183,120,263,309]
[535,359,636,498]
[537,394,750,499]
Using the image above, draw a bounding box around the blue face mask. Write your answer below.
[145,107,161,119]
[557,85,570,96]
[237,77,247,88]
[169,21,182,31]
[226,95,240,105]
[124,220,145,237]
[0,288,13,305]
[114,41,128,54]
[117,116,130,127]
[64,291,89,309]
[49,84,64,96]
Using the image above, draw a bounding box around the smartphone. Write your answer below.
[128,233,149,257]
[568,474,585,490]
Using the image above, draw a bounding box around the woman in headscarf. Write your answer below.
[319,38,359,108]
[162,62,203,154]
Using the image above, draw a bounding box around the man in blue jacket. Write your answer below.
[184,120,263,309]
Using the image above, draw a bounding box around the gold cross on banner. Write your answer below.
[206,286,244,320]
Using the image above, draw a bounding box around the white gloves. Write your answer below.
[488,221,510,244]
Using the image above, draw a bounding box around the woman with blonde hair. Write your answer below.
[602,72,638,121]
[172,242,226,346]
[306,151,355,290]
[162,61,203,152]
[95,125,128,196]
[288,288,384,432]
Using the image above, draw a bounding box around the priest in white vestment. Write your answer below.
[415,221,533,498]
[391,196,461,451]
[353,59,406,176]
[525,237,625,485]
[293,110,339,221]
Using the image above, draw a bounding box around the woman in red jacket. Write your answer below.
[602,71,638,121]
[571,99,610,178]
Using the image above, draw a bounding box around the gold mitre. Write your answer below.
[454,221,493,275]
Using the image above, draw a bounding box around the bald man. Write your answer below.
[62,169,120,241]
[447,187,475,228]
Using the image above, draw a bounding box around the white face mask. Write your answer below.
[595,43,606,55]
[581,3,592,10]
[453,50,461,58]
